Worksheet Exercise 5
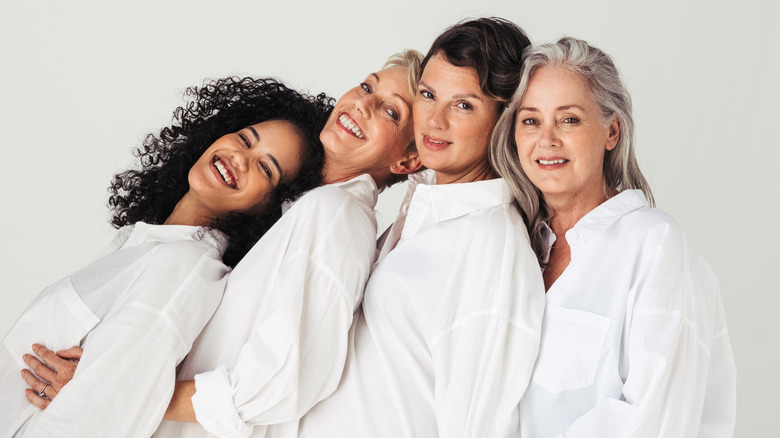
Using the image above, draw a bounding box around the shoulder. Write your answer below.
[290,182,377,226]
[141,233,226,270]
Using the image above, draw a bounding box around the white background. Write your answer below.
[1,1,777,435]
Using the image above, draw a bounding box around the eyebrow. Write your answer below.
[418,80,483,101]
[371,72,380,82]
[518,104,586,112]
[248,126,260,141]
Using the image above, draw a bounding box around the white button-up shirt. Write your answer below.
[299,170,546,437]
[153,175,378,438]
[0,223,229,438]
[519,190,736,437]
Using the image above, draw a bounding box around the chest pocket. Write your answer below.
[531,305,611,393]
[4,279,100,367]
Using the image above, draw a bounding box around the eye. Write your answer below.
[385,106,399,121]
[419,90,433,99]
[562,117,580,124]
[360,82,372,93]
[239,133,251,148]
[259,162,272,178]
[455,101,473,110]
[521,118,538,126]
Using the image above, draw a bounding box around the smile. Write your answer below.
[213,156,238,189]
[537,159,568,165]
[421,134,451,151]
[338,113,365,139]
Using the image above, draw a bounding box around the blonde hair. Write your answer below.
[383,49,425,186]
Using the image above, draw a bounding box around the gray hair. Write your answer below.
[490,37,653,263]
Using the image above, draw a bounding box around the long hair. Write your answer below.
[109,77,333,266]
[491,37,653,264]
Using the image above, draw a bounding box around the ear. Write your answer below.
[605,117,620,151]
[390,150,423,175]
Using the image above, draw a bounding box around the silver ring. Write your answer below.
[38,384,49,398]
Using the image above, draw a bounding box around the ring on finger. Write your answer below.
[38,384,49,398]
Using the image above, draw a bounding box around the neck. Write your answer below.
[322,163,386,188]
[164,193,215,227]
[545,185,611,236]
[435,160,497,185]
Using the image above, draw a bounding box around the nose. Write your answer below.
[353,93,373,118]
[425,103,447,130]
[230,148,250,172]
[538,123,560,148]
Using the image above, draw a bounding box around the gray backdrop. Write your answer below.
[1,1,776,435]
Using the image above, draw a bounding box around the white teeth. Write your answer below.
[538,159,566,165]
[214,158,235,187]
[338,114,365,139]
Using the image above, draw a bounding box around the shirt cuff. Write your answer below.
[193,365,253,438]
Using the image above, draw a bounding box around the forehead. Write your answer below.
[420,53,482,92]
[523,66,592,104]
[372,66,412,99]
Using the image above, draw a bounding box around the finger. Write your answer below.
[24,388,51,410]
[22,354,57,383]
[32,344,70,369]
[56,346,83,361]
[20,368,48,388]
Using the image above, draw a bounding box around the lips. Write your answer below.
[421,134,451,151]
[212,156,238,189]
[337,113,365,139]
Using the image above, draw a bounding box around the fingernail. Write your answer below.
[22,354,29,363]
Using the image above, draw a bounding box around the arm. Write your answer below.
[164,380,197,422]
[21,241,228,438]
[559,227,735,438]
[188,190,375,437]
[190,254,361,436]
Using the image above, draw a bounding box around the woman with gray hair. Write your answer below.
[491,37,736,437]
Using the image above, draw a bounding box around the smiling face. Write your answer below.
[514,66,619,208]
[319,66,416,186]
[184,119,305,222]
[413,53,500,184]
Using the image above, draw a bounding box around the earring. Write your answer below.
[392,165,397,169]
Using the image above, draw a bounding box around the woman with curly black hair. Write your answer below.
[1,76,331,437]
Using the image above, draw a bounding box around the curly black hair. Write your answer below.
[109,77,333,267]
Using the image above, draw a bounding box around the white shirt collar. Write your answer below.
[407,169,514,224]
[282,174,379,215]
[543,189,648,261]
[125,222,228,256]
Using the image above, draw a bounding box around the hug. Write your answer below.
[2,17,735,438]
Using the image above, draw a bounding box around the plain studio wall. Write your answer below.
[1,1,777,435]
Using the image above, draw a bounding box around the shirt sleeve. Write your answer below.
[191,191,375,438]
[559,224,736,438]
[430,235,545,437]
[22,240,228,438]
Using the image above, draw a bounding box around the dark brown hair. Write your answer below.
[421,17,531,108]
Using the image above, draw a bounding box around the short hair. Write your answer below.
[382,49,425,187]
[490,37,653,263]
[420,17,531,109]
[109,77,333,267]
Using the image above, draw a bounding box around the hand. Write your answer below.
[21,344,82,409]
